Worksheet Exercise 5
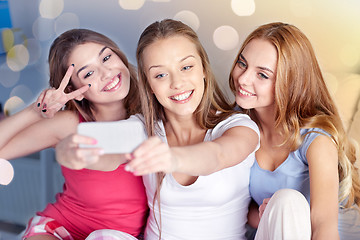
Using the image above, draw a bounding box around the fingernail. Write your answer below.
[71,64,74,67]
[130,153,135,160]
[42,109,47,112]
[88,84,91,87]
[92,139,98,144]
[37,103,40,107]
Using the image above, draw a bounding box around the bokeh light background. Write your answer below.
[1,0,360,126]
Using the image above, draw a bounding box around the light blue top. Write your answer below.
[249,127,360,240]
[249,128,327,205]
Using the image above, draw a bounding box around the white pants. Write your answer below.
[86,229,138,240]
[254,189,311,240]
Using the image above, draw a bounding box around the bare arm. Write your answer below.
[0,103,43,150]
[126,125,259,176]
[0,65,89,160]
[0,110,79,159]
[307,135,339,240]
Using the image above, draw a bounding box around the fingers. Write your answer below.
[35,90,46,108]
[66,84,90,101]
[132,136,162,157]
[34,88,56,118]
[71,134,98,146]
[258,198,271,219]
[125,136,175,175]
[55,134,103,170]
[58,65,75,92]
[39,88,62,118]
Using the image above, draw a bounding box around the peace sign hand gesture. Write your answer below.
[35,65,90,118]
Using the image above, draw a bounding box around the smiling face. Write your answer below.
[142,36,205,118]
[68,42,131,105]
[232,38,277,112]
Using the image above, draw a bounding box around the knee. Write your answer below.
[272,189,306,202]
[269,189,308,208]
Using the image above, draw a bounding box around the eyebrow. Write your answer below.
[148,55,196,71]
[76,46,108,77]
[239,53,274,74]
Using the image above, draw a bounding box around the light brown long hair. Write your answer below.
[229,22,360,209]
[136,19,236,237]
[48,29,140,121]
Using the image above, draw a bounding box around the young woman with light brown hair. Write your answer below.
[124,19,260,239]
[229,22,360,240]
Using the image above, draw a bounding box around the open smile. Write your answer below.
[102,73,122,92]
[238,87,255,97]
[169,90,194,102]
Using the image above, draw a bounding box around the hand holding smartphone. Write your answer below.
[77,117,147,154]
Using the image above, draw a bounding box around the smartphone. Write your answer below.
[77,117,147,154]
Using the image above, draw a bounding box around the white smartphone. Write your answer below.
[77,117,147,154]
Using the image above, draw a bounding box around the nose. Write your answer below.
[170,73,184,89]
[99,66,112,81]
[235,68,251,86]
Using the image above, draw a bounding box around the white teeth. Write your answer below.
[172,91,193,101]
[239,88,254,96]
[104,77,120,91]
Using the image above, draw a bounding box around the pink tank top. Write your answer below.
[38,115,148,239]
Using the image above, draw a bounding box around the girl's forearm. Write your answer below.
[0,103,42,150]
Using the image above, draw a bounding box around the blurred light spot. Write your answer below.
[0,158,14,185]
[118,0,145,10]
[334,74,360,127]
[1,28,27,53]
[2,28,14,52]
[39,0,64,19]
[55,13,80,36]
[6,44,30,72]
[339,44,359,68]
[231,0,256,16]
[26,38,42,65]
[323,72,338,96]
[10,85,34,104]
[174,11,200,31]
[32,17,55,41]
[0,63,20,88]
[4,96,25,116]
[289,0,313,17]
[213,25,239,51]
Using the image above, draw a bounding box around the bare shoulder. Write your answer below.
[308,134,337,152]
[307,134,338,164]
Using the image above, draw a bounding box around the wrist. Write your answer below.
[28,103,44,119]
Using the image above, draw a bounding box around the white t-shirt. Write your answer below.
[143,113,260,240]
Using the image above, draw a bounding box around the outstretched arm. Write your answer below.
[126,125,259,176]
